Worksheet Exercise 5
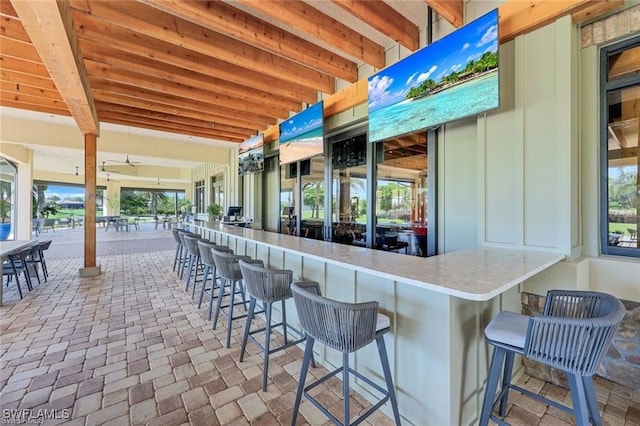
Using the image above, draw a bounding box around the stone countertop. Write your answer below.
[194,223,564,301]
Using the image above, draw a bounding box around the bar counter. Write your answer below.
[191,223,564,425]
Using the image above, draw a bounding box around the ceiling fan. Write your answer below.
[63,166,80,176]
[106,155,140,167]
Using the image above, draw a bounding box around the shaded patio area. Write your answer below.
[1,228,638,425]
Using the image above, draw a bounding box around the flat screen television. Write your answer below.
[227,206,242,218]
[238,134,264,176]
[368,9,499,142]
[279,101,324,165]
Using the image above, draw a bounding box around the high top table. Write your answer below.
[191,223,564,425]
[0,239,39,306]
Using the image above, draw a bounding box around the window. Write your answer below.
[194,180,205,214]
[601,37,640,257]
[0,157,17,241]
[210,174,224,208]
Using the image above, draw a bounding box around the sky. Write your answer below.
[238,134,264,155]
[45,185,85,200]
[368,9,498,113]
[279,101,324,143]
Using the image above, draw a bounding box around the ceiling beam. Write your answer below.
[10,0,99,135]
[96,102,252,136]
[424,0,464,28]
[91,81,277,128]
[99,114,245,142]
[237,0,385,69]
[331,0,419,51]
[76,25,317,105]
[72,1,334,94]
[92,90,269,131]
[571,0,624,23]
[139,0,358,83]
[83,59,299,115]
[88,73,290,122]
[1,68,58,92]
[499,0,619,43]
[1,98,70,116]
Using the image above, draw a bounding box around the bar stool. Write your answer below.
[183,235,203,298]
[211,251,262,348]
[238,260,309,391]
[480,290,625,426]
[176,230,199,279]
[290,281,401,426]
[197,242,234,319]
[196,240,220,317]
[171,229,183,272]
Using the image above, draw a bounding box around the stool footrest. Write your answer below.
[490,383,574,423]
[246,325,306,357]
[303,366,390,426]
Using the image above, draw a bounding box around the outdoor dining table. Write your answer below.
[0,239,39,306]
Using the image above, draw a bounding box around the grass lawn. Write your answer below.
[609,223,637,235]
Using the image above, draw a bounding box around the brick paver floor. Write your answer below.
[1,227,638,425]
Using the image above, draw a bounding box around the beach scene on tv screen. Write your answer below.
[368,9,499,142]
[238,134,265,175]
[279,101,324,165]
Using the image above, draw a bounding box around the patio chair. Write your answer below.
[42,218,56,233]
[480,290,625,425]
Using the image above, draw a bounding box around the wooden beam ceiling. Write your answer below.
[330,0,419,51]
[499,0,623,43]
[72,1,334,94]
[237,0,386,69]
[139,0,359,83]
[424,0,464,28]
[1,0,628,150]
[10,0,99,135]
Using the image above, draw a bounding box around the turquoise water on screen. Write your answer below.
[369,72,499,142]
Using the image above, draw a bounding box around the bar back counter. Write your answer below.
[191,223,564,425]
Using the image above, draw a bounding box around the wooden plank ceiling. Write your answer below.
[1,0,623,144]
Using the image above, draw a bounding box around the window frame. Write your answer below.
[599,36,640,258]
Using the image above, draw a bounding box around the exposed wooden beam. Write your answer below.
[89,76,288,123]
[92,89,269,131]
[424,0,464,28]
[11,0,99,135]
[0,35,42,63]
[0,89,69,110]
[237,0,385,69]
[1,13,31,42]
[98,114,244,142]
[0,55,51,78]
[76,26,316,105]
[331,0,419,51]
[608,45,640,80]
[572,0,624,23]
[84,58,299,115]
[1,80,62,100]
[0,68,58,91]
[1,98,69,116]
[0,0,18,18]
[139,0,358,83]
[96,102,251,136]
[73,1,334,94]
[499,0,616,43]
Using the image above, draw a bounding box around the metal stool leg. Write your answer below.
[583,376,602,426]
[376,334,401,425]
[480,346,506,426]
[262,302,272,392]
[343,351,350,426]
[291,337,315,426]
[197,265,210,309]
[499,351,515,416]
[212,279,227,330]
[240,297,257,362]
[568,373,590,426]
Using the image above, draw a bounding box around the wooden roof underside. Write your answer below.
[1,0,623,143]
